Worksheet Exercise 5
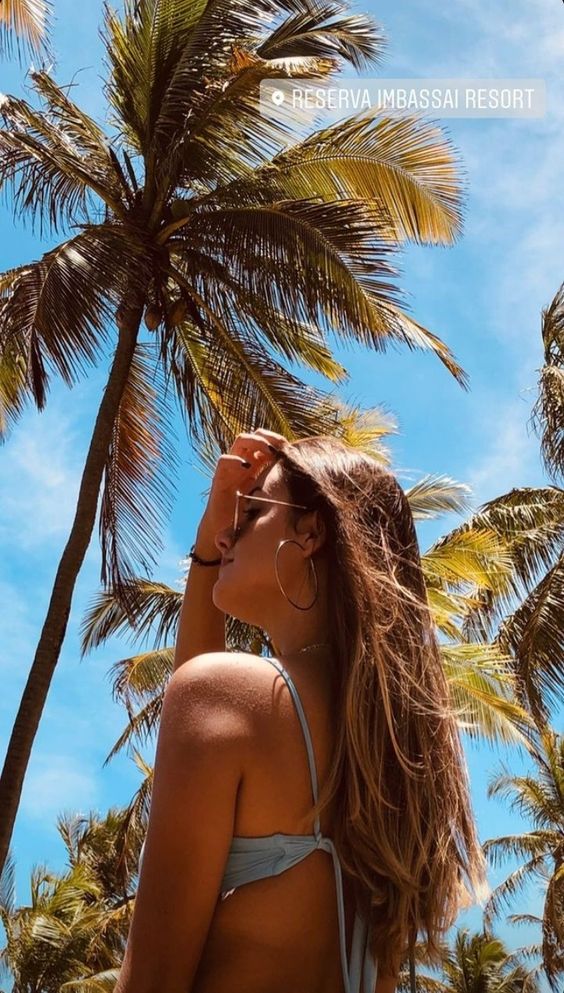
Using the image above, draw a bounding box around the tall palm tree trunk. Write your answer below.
[0,299,145,875]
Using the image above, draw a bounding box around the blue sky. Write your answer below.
[1,0,563,982]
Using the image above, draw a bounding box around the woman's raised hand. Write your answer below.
[199,428,288,539]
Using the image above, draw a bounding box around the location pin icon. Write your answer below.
[271,89,285,106]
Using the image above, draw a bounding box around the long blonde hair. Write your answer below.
[274,435,489,976]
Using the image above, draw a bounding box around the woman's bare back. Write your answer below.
[190,654,357,993]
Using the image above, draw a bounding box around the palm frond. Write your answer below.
[104,694,163,762]
[374,301,469,386]
[99,344,178,601]
[482,832,554,865]
[531,281,564,484]
[0,0,51,62]
[195,109,466,246]
[0,88,124,234]
[0,227,146,437]
[486,758,564,831]
[482,855,549,928]
[61,969,121,993]
[167,246,351,386]
[426,586,484,640]
[0,320,30,439]
[109,648,174,711]
[405,475,473,521]
[171,195,404,333]
[496,552,564,721]
[0,849,15,914]
[154,0,385,187]
[440,643,534,746]
[324,396,397,461]
[460,487,564,644]
[103,0,212,155]
[257,1,386,68]
[161,292,347,454]
[167,194,468,386]
[176,247,352,383]
[29,69,132,203]
[543,859,564,986]
[80,579,182,657]
[104,696,163,764]
[160,53,338,193]
[423,527,514,592]
[507,913,543,928]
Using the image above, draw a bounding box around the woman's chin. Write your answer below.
[212,576,233,611]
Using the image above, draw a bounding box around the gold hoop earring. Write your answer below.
[274,539,318,611]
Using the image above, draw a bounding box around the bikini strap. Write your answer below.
[263,656,321,835]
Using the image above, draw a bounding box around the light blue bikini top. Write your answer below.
[219,656,377,993]
[138,655,378,992]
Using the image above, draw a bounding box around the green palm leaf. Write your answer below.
[162,301,348,452]
[440,643,533,746]
[423,528,514,592]
[213,111,467,246]
[460,488,564,640]
[482,729,564,988]
[531,281,564,484]
[0,89,125,233]
[167,196,466,384]
[80,580,182,657]
[0,0,50,61]
[405,476,473,520]
[496,553,564,721]
[0,227,146,438]
[169,246,351,382]
[433,488,564,723]
[99,345,178,598]
[61,969,121,992]
[153,0,385,186]
[105,690,164,764]
[110,648,174,711]
[257,1,386,67]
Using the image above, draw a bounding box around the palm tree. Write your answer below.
[0,807,142,992]
[482,727,564,991]
[397,928,540,993]
[0,0,472,875]
[0,0,51,61]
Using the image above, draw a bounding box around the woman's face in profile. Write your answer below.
[212,461,300,626]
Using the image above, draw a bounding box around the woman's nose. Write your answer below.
[215,526,235,556]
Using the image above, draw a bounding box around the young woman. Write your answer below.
[115,427,489,993]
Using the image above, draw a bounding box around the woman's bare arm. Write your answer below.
[174,517,225,672]
[173,429,285,672]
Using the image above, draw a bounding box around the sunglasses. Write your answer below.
[232,490,310,542]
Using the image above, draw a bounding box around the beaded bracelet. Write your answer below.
[188,543,222,566]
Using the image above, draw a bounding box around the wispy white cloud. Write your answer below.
[0,402,82,550]
[20,752,100,823]
[0,578,34,660]
[466,394,543,504]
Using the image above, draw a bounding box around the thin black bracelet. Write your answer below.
[188,543,222,566]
